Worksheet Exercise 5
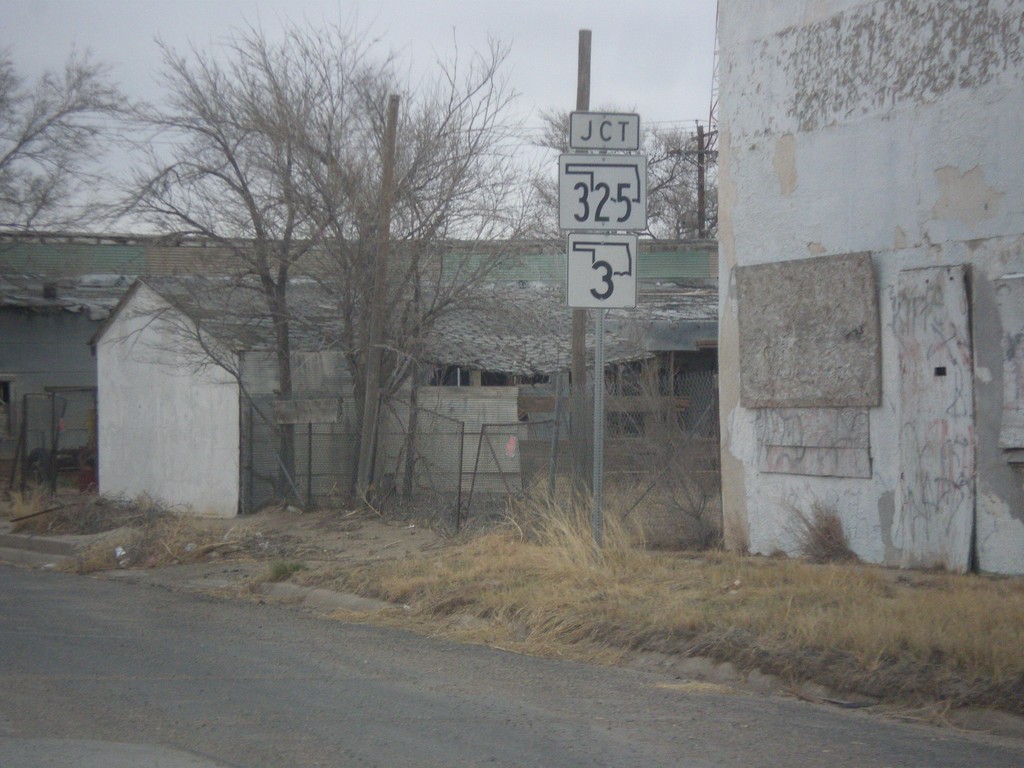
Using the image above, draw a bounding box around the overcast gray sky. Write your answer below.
[2,0,719,139]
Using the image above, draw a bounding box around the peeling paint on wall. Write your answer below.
[976,490,1024,574]
[718,0,1024,573]
[777,1,1024,131]
[894,226,908,249]
[773,134,797,196]
[932,165,1005,225]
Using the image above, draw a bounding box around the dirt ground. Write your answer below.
[221,504,446,564]
[1,490,446,588]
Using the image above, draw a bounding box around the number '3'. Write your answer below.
[590,260,614,300]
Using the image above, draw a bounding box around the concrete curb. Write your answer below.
[0,530,79,569]
[258,581,394,614]
[0,531,79,557]
[0,528,394,618]
[0,545,67,569]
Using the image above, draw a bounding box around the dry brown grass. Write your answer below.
[66,512,261,573]
[325,497,1024,715]
[2,489,51,523]
[9,494,267,573]
[8,491,156,534]
[6,489,1023,715]
[789,501,858,563]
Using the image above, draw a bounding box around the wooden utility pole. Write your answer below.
[571,29,593,497]
[697,123,707,239]
[356,93,400,496]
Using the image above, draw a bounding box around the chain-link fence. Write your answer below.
[10,388,97,493]
[238,371,721,547]
[608,370,722,549]
[240,399,355,514]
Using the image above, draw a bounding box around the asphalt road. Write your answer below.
[1,565,1022,768]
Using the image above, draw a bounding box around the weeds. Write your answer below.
[267,560,306,582]
[6,488,1024,716]
[10,492,163,535]
[330,494,1024,715]
[790,501,858,564]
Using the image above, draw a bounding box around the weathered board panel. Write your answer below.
[736,252,881,408]
[756,407,871,478]
[379,387,523,495]
[994,275,1024,448]
[272,398,342,425]
[895,265,974,572]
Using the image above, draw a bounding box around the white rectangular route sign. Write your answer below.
[569,111,640,151]
[559,154,647,232]
[566,233,638,309]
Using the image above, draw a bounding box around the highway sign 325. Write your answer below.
[559,154,647,232]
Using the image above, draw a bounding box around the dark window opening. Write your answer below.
[481,371,549,386]
[0,381,11,438]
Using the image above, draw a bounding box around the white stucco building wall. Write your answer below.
[97,282,240,516]
[718,0,1024,573]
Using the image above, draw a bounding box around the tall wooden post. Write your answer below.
[357,94,400,495]
[697,123,707,239]
[571,29,593,497]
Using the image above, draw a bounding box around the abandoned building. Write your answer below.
[3,234,717,523]
[0,274,125,490]
[717,0,1024,573]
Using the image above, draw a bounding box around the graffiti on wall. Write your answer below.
[756,407,871,478]
[894,265,974,572]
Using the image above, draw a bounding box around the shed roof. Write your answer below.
[92,276,716,377]
[422,284,717,376]
[0,274,130,320]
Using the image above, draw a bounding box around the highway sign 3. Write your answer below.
[566,233,638,309]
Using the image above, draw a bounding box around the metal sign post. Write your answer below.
[560,100,646,548]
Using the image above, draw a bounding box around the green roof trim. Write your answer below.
[442,245,716,283]
[0,242,147,274]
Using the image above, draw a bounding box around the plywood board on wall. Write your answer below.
[756,407,871,478]
[895,265,974,573]
[994,274,1024,448]
[736,252,881,408]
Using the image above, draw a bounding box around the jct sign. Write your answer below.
[569,111,640,151]
[558,153,647,232]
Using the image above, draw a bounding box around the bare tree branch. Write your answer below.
[0,49,127,231]
[124,20,534,497]
[528,108,718,240]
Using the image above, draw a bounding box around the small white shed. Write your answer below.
[94,280,241,516]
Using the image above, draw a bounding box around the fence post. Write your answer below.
[455,421,465,531]
[307,422,313,510]
[548,372,565,497]
[48,392,59,494]
[247,405,254,514]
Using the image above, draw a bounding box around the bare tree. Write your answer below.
[127,32,324,494]
[528,108,717,240]
[301,35,529,488]
[127,21,529,499]
[0,49,125,232]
